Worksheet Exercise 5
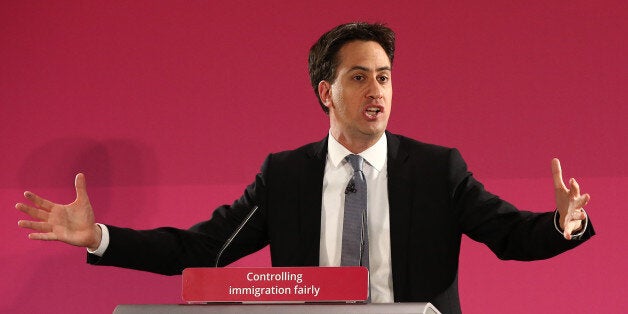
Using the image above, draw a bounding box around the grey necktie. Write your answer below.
[341,154,369,269]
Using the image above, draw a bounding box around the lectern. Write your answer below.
[113,267,441,313]
[113,303,441,314]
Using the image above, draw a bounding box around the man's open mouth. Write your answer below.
[366,107,382,118]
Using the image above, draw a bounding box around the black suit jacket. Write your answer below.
[89,132,594,313]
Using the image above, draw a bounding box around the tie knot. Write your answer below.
[345,154,364,172]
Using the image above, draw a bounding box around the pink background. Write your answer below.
[2,1,626,313]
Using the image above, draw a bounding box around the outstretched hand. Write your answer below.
[552,158,590,240]
[16,173,102,250]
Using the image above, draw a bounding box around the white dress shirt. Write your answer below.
[319,132,394,303]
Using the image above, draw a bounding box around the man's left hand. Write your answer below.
[552,158,590,240]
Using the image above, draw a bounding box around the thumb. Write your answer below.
[75,173,89,201]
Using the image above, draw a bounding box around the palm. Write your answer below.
[46,199,95,246]
[17,173,100,248]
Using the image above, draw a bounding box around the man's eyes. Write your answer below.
[352,75,390,82]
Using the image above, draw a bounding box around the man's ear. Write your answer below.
[318,80,332,109]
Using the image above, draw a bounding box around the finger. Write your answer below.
[563,208,586,239]
[17,220,53,233]
[15,203,50,221]
[551,158,566,190]
[563,220,577,240]
[564,208,586,222]
[563,220,583,240]
[563,220,573,240]
[572,210,587,221]
[563,230,572,240]
[24,191,55,212]
[574,193,590,209]
[28,232,59,241]
[74,173,89,202]
[569,178,581,198]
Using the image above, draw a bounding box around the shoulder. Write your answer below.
[257,136,327,173]
[387,132,458,157]
[271,137,326,161]
[386,131,469,174]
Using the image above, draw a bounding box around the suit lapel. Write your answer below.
[297,137,327,265]
[386,132,412,298]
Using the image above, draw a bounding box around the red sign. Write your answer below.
[182,267,369,303]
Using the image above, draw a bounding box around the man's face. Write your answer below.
[320,40,392,148]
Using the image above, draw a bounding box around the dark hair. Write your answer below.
[308,22,395,114]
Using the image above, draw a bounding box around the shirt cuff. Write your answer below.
[86,223,110,257]
[554,208,588,240]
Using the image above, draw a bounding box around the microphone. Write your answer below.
[214,205,260,267]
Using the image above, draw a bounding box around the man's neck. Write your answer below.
[330,130,385,154]
[327,130,388,172]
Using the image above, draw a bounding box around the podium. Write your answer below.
[113,303,441,314]
[114,267,441,313]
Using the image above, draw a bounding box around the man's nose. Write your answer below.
[366,80,384,99]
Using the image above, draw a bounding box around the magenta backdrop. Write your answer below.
[2,1,626,313]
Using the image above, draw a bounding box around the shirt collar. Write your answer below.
[327,131,387,171]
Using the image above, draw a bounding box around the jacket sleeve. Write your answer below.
[87,155,272,275]
[449,148,595,261]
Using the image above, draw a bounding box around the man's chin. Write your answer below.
[362,122,387,135]
[359,127,386,139]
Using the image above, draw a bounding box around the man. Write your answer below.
[16,22,593,313]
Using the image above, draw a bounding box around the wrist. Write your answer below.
[88,224,102,251]
[554,208,588,240]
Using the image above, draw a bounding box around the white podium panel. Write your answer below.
[113,302,441,314]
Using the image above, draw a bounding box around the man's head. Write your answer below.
[308,22,395,114]
[309,22,395,152]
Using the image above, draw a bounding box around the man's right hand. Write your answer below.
[16,173,102,250]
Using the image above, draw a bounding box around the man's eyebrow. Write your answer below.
[348,65,392,72]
